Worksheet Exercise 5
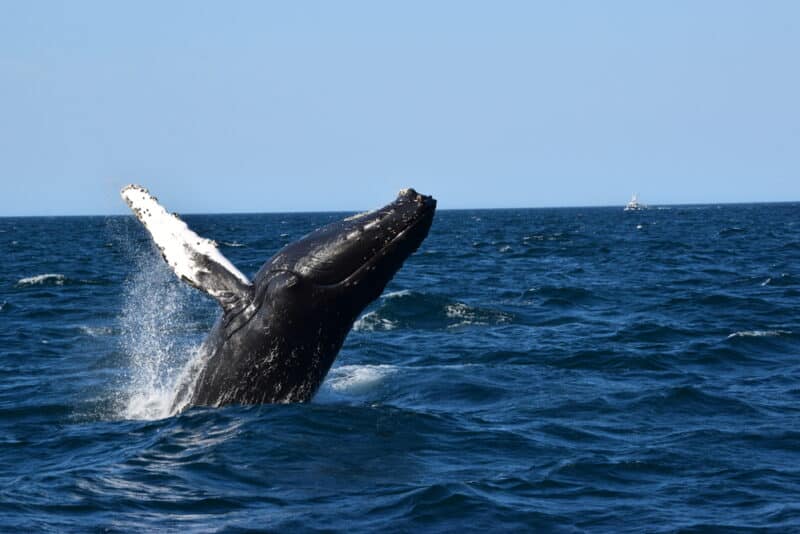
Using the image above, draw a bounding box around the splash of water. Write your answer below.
[116,238,210,420]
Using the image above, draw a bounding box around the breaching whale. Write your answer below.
[121,185,436,409]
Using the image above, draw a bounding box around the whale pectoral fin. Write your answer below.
[121,184,253,312]
[189,249,254,313]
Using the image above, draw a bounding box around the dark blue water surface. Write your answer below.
[2,204,800,532]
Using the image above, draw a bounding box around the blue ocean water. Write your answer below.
[1,204,800,532]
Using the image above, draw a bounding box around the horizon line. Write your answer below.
[1,199,798,219]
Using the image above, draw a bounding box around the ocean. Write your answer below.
[1,203,799,532]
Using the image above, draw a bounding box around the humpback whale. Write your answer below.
[121,185,436,408]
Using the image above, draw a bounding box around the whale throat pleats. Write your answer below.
[121,184,253,313]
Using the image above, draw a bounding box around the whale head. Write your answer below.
[256,188,436,313]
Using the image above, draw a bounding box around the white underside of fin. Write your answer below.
[121,185,250,290]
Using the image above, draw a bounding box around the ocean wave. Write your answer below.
[323,364,398,395]
[551,349,674,372]
[353,311,399,332]
[14,273,112,287]
[611,322,695,344]
[727,330,792,339]
[684,343,767,366]
[353,291,513,331]
[522,234,545,241]
[221,241,246,248]
[444,302,512,328]
[389,483,522,526]
[16,273,65,286]
[759,273,798,287]
[522,285,599,307]
[626,386,761,417]
[383,289,413,300]
[718,226,748,238]
[665,293,773,311]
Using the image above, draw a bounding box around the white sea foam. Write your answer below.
[123,343,210,420]
[80,325,114,337]
[445,302,474,320]
[17,273,65,286]
[353,310,398,332]
[445,302,490,326]
[445,302,512,328]
[221,241,245,247]
[123,386,180,421]
[324,364,398,395]
[445,303,488,328]
[383,289,413,300]
[727,330,792,339]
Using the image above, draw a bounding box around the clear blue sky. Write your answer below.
[1,1,798,215]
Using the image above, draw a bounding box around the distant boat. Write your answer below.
[624,194,647,211]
